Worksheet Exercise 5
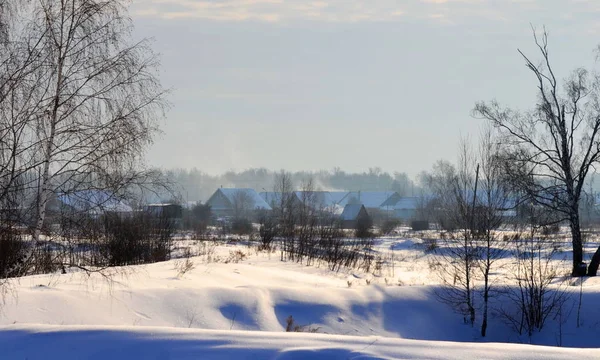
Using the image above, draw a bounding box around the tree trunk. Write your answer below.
[588,247,600,276]
[481,299,488,337]
[33,33,65,243]
[481,277,489,337]
[570,214,586,277]
[33,171,50,243]
[33,112,58,244]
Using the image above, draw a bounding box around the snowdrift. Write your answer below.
[2,241,600,358]
[3,324,600,360]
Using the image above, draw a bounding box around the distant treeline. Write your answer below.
[162,168,422,203]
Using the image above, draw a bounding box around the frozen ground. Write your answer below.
[1,233,600,359]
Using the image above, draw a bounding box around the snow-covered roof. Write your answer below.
[218,188,272,210]
[340,204,366,221]
[259,192,280,205]
[259,191,346,209]
[58,190,132,213]
[260,191,402,210]
[340,191,400,208]
[328,192,350,205]
[294,191,341,208]
[259,192,300,206]
[394,197,421,210]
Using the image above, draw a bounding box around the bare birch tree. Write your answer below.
[296,177,319,264]
[0,0,167,279]
[474,28,600,276]
[475,127,511,337]
[274,170,295,261]
[426,142,478,327]
[19,0,166,245]
[428,133,511,334]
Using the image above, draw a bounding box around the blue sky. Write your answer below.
[131,0,600,176]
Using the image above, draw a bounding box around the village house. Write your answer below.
[206,188,272,218]
[339,203,371,229]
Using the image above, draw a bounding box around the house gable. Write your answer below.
[206,189,234,213]
[340,204,368,221]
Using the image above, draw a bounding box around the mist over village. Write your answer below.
[2,1,600,359]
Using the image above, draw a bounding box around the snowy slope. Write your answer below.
[3,324,600,360]
[1,239,600,358]
[1,256,462,338]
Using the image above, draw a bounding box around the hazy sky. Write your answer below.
[131,0,600,177]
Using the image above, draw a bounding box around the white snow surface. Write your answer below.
[3,324,599,360]
[1,237,600,359]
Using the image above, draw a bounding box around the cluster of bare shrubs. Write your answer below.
[182,203,212,239]
[116,216,172,265]
[0,209,176,279]
[495,216,571,338]
[230,218,253,236]
[380,219,401,236]
[354,213,374,239]
[431,218,571,339]
[257,212,278,250]
[274,213,375,272]
[253,174,378,273]
[0,226,28,278]
[224,250,247,264]
[425,125,574,339]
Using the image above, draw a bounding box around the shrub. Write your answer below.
[32,243,59,275]
[0,227,28,278]
[411,220,429,231]
[355,214,373,239]
[188,203,211,236]
[175,249,195,277]
[380,219,401,235]
[498,236,569,336]
[103,212,174,266]
[423,238,438,253]
[541,224,560,236]
[231,217,253,235]
[224,250,247,264]
[258,213,278,249]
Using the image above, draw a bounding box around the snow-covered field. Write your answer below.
[4,324,600,360]
[2,234,600,359]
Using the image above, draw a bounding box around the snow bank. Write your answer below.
[3,324,599,360]
[2,241,600,358]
